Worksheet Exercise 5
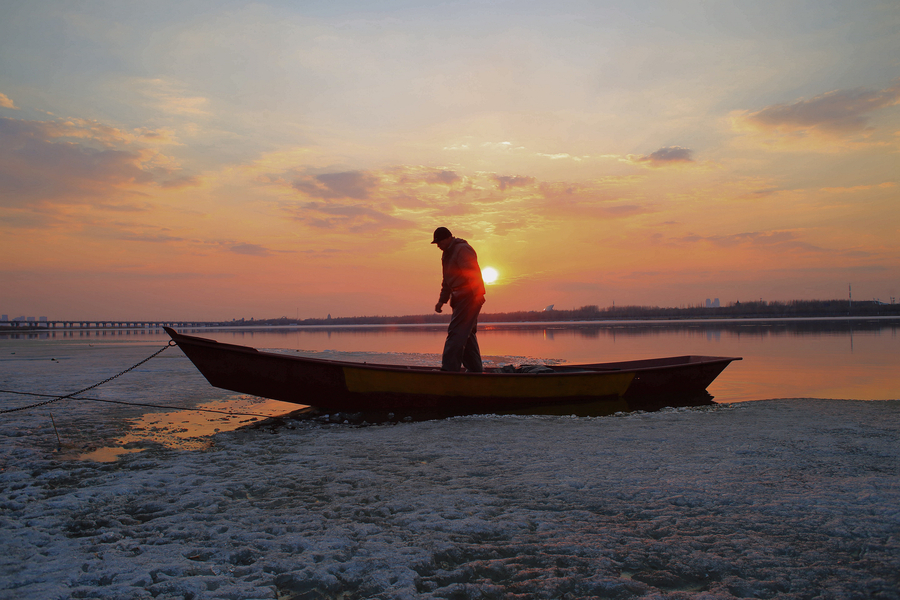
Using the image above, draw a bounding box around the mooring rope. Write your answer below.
[0,342,279,419]
[0,342,175,414]
[0,389,280,418]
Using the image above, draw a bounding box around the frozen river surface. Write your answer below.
[2,399,899,599]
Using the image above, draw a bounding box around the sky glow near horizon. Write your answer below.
[1,0,899,320]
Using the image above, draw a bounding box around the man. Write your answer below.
[432,226,486,372]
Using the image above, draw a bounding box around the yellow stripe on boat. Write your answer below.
[342,367,635,398]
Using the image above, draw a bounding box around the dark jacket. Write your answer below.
[439,238,486,306]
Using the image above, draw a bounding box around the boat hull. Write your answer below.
[165,328,740,416]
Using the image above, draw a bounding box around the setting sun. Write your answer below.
[482,267,499,285]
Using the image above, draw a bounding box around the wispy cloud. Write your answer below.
[625,146,694,168]
[744,83,900,133]
[95,201,154,212]
[0,117,156,207]
[292,171,380,200]
[227,242,273,256]
[424,170,461,186]
[288,200,415,233]
[674,230,827,255]
[538,182,647,219]
[492,174,536,191]
[158,175,201,189]
[731,81,900,150]
[134,78,212,117]
[0,93,18,109]
[265,161,651,239]
[482,141,525,152]
[820,182,895,193]
[116,231,186,243]
[536,152,584,161]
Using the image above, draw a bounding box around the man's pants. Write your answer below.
[442,293,484,372]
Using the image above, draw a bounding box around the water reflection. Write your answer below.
[484,319,900,338]
[3,319,898,403]
[2,320,897,463]
[132,320,898,404]
[187,320,897,403]
[4,318,896,341]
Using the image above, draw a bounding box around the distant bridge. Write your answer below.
[0,321,222,331]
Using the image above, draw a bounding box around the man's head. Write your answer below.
[431,227,453,250]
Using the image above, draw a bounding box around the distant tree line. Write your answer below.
[233,299,900,327]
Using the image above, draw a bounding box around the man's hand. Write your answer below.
[435,302,444,313]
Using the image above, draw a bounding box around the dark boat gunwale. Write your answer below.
[164,327,738,376]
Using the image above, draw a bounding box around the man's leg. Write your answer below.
[441,294,481,372]
[460,296,484,372]
[460,326,483,373]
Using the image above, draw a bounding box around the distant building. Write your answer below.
[39,316,48,322]
[543,305,554,312]
[1,315,7,322]
[705,298,720,308]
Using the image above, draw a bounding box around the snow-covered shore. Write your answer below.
[2,399,899,600]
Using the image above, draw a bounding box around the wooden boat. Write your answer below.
[165,328,740,418]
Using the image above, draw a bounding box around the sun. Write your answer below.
[481,266,499,285]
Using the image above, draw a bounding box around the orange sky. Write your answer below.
[1,1,899,320]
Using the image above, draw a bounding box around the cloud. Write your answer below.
[434,202,484,218]
[0,93,18,109]
[487,220,529,237]
[387,192,430,209]
[134,127,182,146]
[292,171,379,200]
[536,153,584,161]
[0,115,193,210]
[268,163,647,237]
[424,170,461,186]
[228,242,272,256]
[159,175,201,189]
[674,230,827,254]
[742,83,900,133]
[626,146,694,167]
[133,78,211,117]
[492,174,536,191]
[263,166,433,235]
[116,232,185,243]
[2,115,131,145]
[287,200,415,233]
[538,182,647,219]
[0,117,157,207]
[483,141,518,151]
[730,82,900,151]
[95,201,154,212]
[820,182,895,193]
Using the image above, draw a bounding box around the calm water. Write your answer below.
[1,319,898,459]
[4,318,898,403]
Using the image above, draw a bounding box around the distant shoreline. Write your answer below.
[3,299,899,331]
[2,313,900,334]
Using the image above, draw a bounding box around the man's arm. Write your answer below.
[436,247,455,312]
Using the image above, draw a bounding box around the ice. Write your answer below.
[1,399,898,599]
